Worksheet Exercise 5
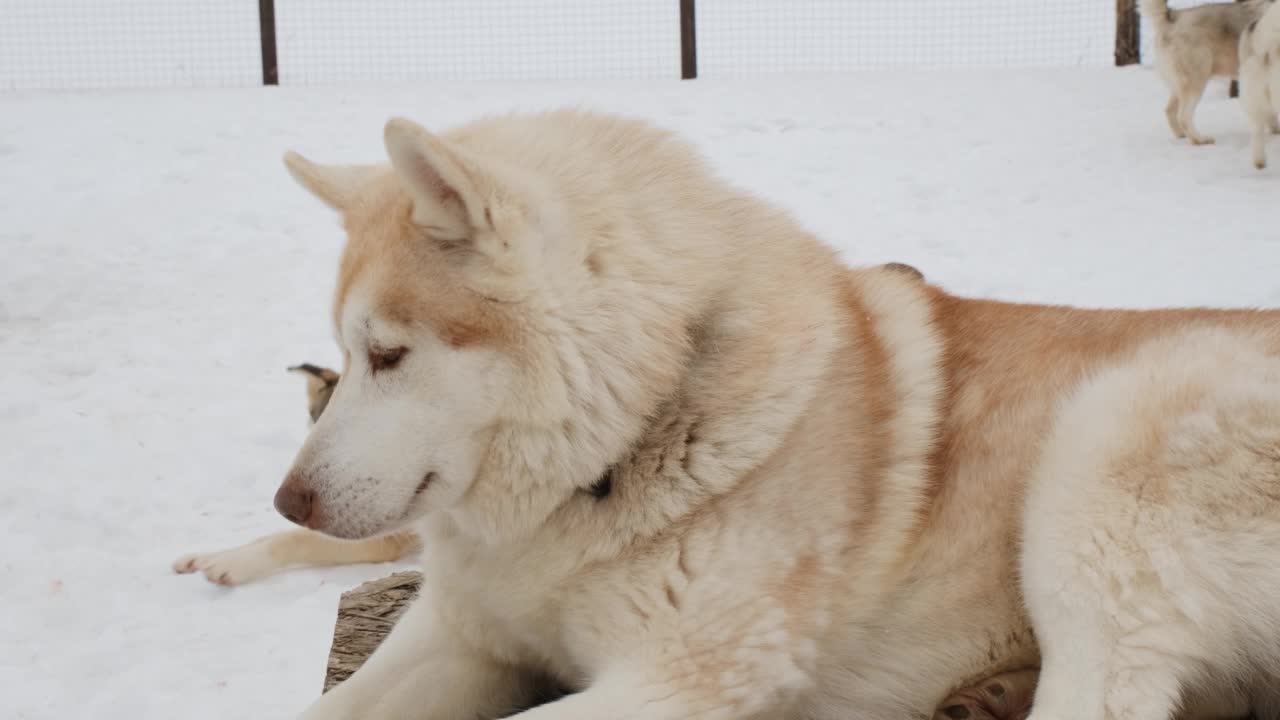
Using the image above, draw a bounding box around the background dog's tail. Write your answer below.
[1255,1,1280,48]
[1139,0,1172,30]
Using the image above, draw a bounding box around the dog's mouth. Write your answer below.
[405,471,437,511]
[390,472,437,527]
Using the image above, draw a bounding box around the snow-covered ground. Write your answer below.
[1,68,1276,719]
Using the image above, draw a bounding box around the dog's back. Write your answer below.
[1144,0,1270,75]
[1144,0,1270,32]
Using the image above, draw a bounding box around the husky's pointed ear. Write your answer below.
[383,117,484,242]
[282,151,382,212]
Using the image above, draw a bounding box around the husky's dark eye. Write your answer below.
[369,346,408,374]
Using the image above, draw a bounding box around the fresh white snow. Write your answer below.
[1,69,1276,719]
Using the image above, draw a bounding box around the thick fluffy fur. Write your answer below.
[1141,0,1274,144]
[268,109,1280,720]
[1239,0,1280,168]
[1021,328,1280,720]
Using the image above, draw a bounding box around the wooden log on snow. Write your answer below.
[323,570,423,692]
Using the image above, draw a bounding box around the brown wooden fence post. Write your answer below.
[1115,0,1140,66]
[680,0,697,79]
[259,0,279,85]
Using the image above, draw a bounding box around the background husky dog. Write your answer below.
[290,363,341,423]
[1141,0,1274,145]
[1239,0,1280,168]
[268,108,1280,720]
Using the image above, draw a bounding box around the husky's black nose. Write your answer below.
[274,474,314,526]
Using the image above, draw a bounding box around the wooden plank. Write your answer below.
[323,571,421,692]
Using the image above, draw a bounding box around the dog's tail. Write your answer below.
[1140,0,1173,30]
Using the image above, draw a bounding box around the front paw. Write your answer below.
[172,544,274,587]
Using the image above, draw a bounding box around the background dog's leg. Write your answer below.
[1240,92,1271,169]
[1250,117,1269,169]
[173,528,419,586]
[1240,49,1269,169]
[1164,95,1185,139]
[1240,77,1275,169]
[300,596,544,720]
[1177,77,1215,145]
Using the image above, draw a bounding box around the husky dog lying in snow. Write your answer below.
[1142,0,1275,145]
[1239,0,1280,168]
[233,108,1280,720]
[177,293,1041,720]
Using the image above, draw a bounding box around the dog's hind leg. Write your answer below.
[1177,76,1216,145]
[173,528,420,586]
[1165,95,1186,139]
[1021,445,1200,720]
[1021,332,1280,720]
